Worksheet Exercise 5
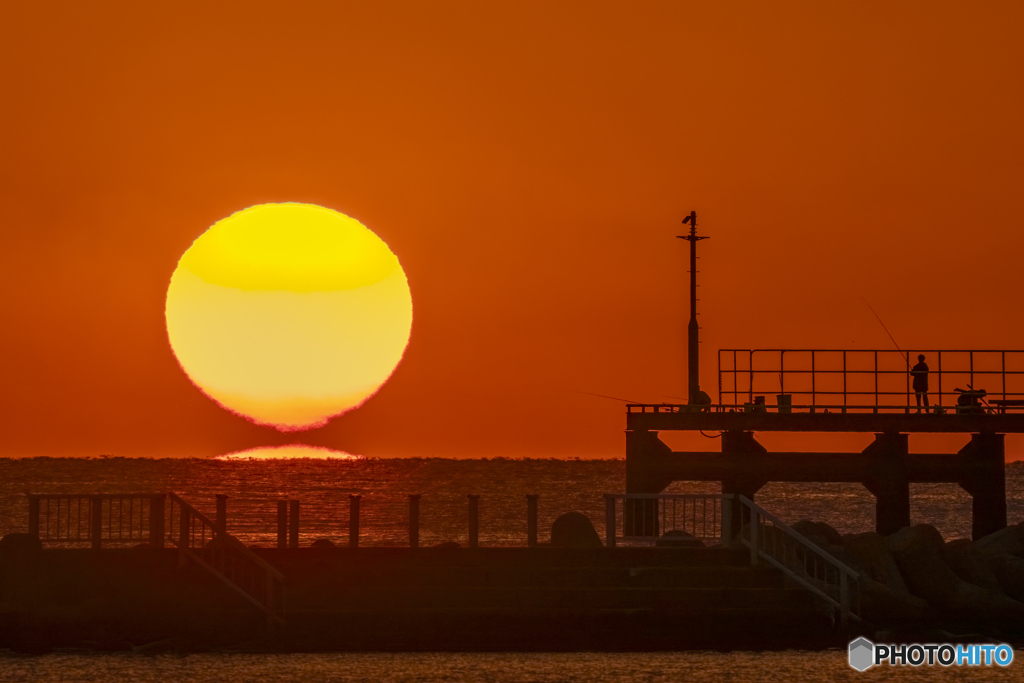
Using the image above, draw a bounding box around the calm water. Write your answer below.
[1,458,1023,681]
[1,458,1022,545]
[0,651,1022,682]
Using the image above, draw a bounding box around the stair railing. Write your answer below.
[736,495,860,627]
[167,493,285,627]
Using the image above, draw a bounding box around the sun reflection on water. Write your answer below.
[214,444,360,461]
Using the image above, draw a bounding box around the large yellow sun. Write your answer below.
[165,203,412,431]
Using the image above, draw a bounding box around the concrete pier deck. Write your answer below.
[0,546,838,651]
[626,408,1024,434]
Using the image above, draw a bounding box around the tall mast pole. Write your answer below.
[678,211,708,404]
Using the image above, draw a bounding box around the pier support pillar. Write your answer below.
[863,432,911,536]
[624,430,674,537]
[720,431,768,539]
[958,433,1007,540]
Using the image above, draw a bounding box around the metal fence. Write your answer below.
[26,494,165,548]
[718,349,1024,413]
[602,494,731,546]
[601,493,860,626]
[167,493,285,626]
[25,492,549,549]
[737,495,860,627]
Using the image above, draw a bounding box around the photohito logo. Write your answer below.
[849,637,1014,671]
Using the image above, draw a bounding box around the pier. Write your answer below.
[627,216,1019,543]
[625,348,1023,539]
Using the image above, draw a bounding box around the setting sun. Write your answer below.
[165,203,412,431]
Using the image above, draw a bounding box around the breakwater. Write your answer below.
[2,458,1024,652]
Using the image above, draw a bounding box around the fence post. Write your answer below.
[91,496,103,550]
[178,501,189,567]
[409,494,420,548]
[215,494,228,535]
[27,495,40,539]
[349,494,361,548]
[604,495,616,548]
[149,495,165,549]
[277,501,288,549]
[526,495,538,548]
[289,500,300,549]
[467,494,479,548]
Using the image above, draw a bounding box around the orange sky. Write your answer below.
[2,2,1023,460]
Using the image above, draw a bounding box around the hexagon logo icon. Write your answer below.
[849,637,875,671]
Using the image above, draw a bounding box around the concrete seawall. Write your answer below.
[0,545,838,652]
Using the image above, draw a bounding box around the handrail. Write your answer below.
[26,493,165,549]
[625,402,1009,415]
[718,348,1024,411]
[603,493,732,546]
[168,494,283,580]
[736,495,860,627]
[168,493,285,627]
[602,492,861,627]
[28,492,167,499]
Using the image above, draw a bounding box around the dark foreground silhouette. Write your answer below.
[3,515,1024,653]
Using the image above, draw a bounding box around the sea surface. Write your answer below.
[1,458,1022,545]
[0,650,1022,682]
[1,457,1023,682]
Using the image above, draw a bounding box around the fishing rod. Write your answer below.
[575,391,643,404]
[861,297,909,367]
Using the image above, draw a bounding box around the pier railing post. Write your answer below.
[277,501,288,549]
[90,496,103,551]
[215,494,228,536]
[289,500,299,549]
[467,494,479,548]
[149,494,165,549]
[604,495,616,548]
[409,494,421,548]
[526,495,538,548]
[27,495,40,540]
[349,494,361,548]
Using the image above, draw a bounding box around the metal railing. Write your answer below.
[26,494,165,549]
[718,349,1024,413]
[736,495,860,627]
[167,493,285,627]
[602,493,859,627]
[602,494,731,545]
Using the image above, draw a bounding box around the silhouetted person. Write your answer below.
[911,354,929,412]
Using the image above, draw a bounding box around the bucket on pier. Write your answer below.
[777,394,792,414]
